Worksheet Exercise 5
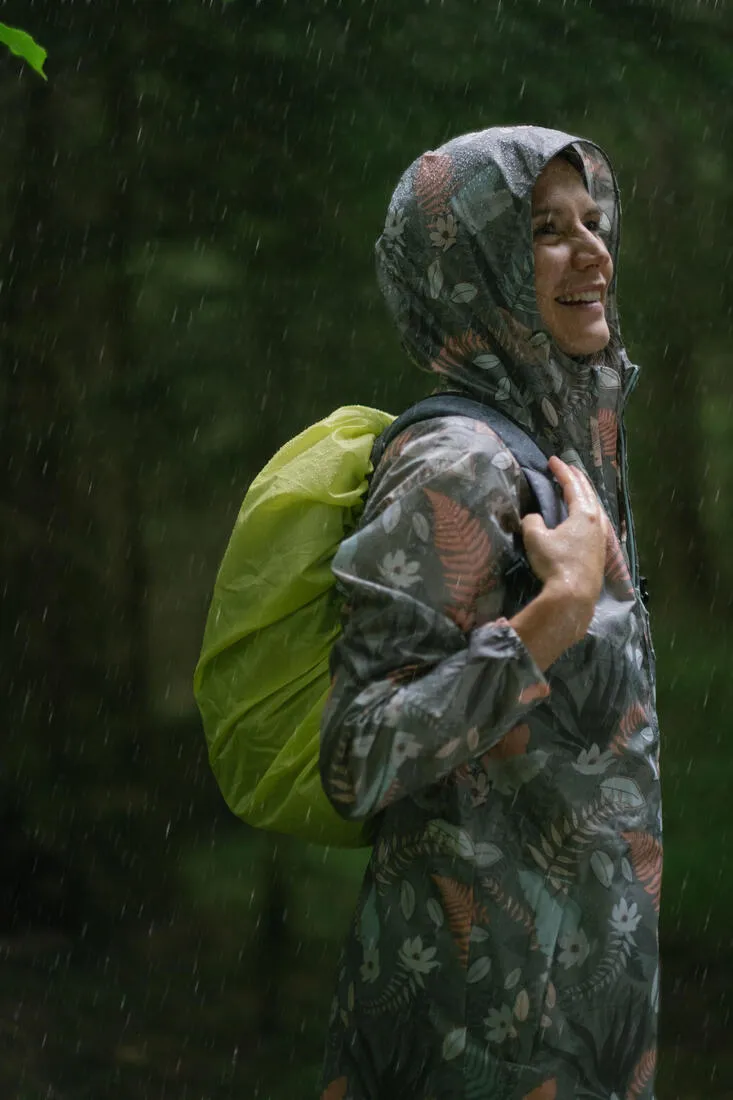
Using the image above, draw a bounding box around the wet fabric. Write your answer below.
[319,126,660,1099]
[194,405,393,849]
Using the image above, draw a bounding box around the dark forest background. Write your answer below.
[2,1,733,1097]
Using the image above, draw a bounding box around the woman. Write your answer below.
[319,126,660,1100]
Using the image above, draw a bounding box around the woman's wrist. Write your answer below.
[509,578,593,672]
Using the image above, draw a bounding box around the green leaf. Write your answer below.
[600,776,645,810]
[0,23,47,80]
[441,1026,466,1061]
[399,879,415,920]
[467,957,491,984]
[473,841,503,868]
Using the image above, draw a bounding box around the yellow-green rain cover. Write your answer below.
[194,405,394,847]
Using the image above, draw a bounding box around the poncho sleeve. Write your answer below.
[319,414,552,822]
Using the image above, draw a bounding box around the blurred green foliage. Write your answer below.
[0,22,47,78]
[1,0,733,1095]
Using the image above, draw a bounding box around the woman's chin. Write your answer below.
[557,321,611,357]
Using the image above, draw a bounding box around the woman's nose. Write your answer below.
[574,229,610,269]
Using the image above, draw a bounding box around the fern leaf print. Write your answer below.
[605,525,634,598]
[611,702,648,756]
[382,427,415,466]
[623,832,663,911]
[482,876,539,949]
[414,152,455,220]
[597,407,618,459]
[626,1048,656,1099]
[320,1078,348,1100]
[425,488,493,630]
[432,328,494,376]
[523,1081,557,1100]
[431,875,478,969]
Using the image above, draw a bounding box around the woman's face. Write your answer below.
[531,156,613,356]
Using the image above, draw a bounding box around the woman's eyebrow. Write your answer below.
[531,203,602,220]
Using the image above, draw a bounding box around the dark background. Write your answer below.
[2,1,733,1096]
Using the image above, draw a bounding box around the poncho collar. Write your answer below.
[375,125,638,521]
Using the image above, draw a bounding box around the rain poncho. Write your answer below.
[319,127,660,1100]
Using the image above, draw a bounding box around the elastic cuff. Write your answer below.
[470,617,550,699]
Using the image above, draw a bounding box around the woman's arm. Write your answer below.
[320,419,607,823]
[319,417,544,821]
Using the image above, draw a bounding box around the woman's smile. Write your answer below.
[532,157,613,355]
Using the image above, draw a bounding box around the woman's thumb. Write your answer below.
[520,512,548,539]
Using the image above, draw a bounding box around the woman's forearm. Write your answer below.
[321,616,549,821]
[510,578,594,672]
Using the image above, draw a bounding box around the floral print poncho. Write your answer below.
[319,126,660,1100]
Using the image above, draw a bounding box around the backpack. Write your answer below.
[193,394,565,849]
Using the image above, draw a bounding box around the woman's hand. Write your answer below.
[523,456,607,607]
[510,457,608,670]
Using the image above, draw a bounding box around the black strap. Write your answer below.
[371,393,567,530]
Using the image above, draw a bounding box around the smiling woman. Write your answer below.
[319,126,660,1100]
[531,157,614,356]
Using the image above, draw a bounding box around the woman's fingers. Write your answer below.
[547,457,581,505]
[521,513,552,566]
[548,457,598,514]
[521,512,547,536]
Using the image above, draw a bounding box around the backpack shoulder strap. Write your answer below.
[371,392,566,529]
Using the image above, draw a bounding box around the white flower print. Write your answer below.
[360,944,380,984]
[429,214,457,251]
[484,1004,517,1043]
[573,743,614,774]
[391,731,421,769]
[398,936,439,985]
[378,550,421,589]
[557,928,590,969]
[610,898,642,939]
[383,207,407,243]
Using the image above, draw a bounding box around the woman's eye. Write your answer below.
[533,222,556,238]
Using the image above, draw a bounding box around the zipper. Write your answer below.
[618,364,640,590]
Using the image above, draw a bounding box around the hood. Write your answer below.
[375,125,638,520]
